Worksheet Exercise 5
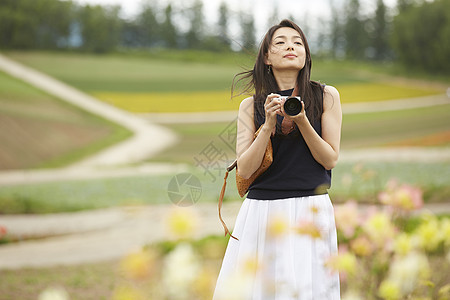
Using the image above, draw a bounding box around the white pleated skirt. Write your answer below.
[213,194,340,300]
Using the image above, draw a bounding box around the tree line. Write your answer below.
[0,0,448,73]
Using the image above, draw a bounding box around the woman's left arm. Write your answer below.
[292,85,342,170]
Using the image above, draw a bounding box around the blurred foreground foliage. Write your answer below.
[1,181,449,300]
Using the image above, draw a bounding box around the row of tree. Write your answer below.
[328,0,449,73]
[0,0,448,73]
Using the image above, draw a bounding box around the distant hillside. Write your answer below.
[0,71,131,170]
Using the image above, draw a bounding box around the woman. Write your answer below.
[213,19,342,300]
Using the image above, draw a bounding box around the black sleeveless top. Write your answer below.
[247,88,331,200]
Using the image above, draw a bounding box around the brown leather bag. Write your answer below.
[218,125,273,240]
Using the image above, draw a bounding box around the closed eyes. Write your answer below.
[274,41,303,46]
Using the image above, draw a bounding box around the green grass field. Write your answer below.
[4,51,245,93]
[0,71,132,170]
[5,51,444,113]
[0,159,449,214]
[341,104,450,148]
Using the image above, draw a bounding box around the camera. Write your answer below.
[280,96,302,116]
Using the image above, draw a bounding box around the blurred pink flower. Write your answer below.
[0,226,7,238]
[296,220,322,239]
[378,179,423,212]
[334,201,361,238]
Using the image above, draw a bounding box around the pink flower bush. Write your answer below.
[363,211,396,249]
[34,177,447,300]
[333,180,450,299]
[378,179,423,212]
[0,225,7,237]
[334,200,361,239]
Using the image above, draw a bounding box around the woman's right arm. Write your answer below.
[236,95,280,179]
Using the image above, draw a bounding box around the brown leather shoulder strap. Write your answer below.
[218,160,239,240]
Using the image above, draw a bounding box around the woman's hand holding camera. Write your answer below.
[264,93,307,132]
[281,97,307,124]
[264,93,282,130]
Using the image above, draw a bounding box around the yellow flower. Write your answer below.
[394,233,416,256]
[193,267,216,299]
[112,285,145,300]
[440,218,450,247]
[350,236,373,257]
[268,215,289,237]
[325,252,357,277]
[243,256,261,274]
[396,189,415,210]
[438,284,450,300]
[363,211,395,247]
[166,207,198,239]
[310,205,320,214]
[119,248,155,280]
[379,280,401,300]
[415,216,442,252]
[296,220,322,239]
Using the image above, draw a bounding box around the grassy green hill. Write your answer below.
[0,71,131,170]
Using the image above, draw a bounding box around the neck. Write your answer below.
[273,69,299,90]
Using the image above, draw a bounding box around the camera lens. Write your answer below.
[283,97,302,116]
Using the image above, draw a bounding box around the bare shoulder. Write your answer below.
[237,96,255,132]
[324,85,340,100]
[323,85,341,110]
[239,96,254,110]
[238,96,254,117]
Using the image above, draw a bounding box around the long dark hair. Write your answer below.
[232,19,324,133]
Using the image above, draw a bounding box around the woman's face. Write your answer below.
[265,27,306,72]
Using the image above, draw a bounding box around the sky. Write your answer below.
[73,0,399,42]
